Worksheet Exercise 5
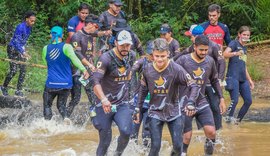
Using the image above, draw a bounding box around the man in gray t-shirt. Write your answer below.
[92,30,136,156]
[134,38,200,156]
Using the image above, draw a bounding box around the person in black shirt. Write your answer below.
[134,38,200,156]
[67,15,100,118]
[176,35,226,156]
[92,30,136,156]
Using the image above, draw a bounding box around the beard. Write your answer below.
[119,50,129,56]
[195,52,206,60]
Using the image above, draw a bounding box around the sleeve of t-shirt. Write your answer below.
[42,45,48,65]
[133,33,145,56]
[212,44,226,80]
[93,54,110,86]
[173,40,180,54]
[70,33,85,60]
[223,24,231,45]
[210,59,224,98]
[137,70,149,110]
[67,17,77,33]
[228,40,237,52]
[175,55,185,66]
[13,24,26,54]
[98,13,105,28]
[173,45,192,61]
[63,44,86,72]
[132,58,144,73]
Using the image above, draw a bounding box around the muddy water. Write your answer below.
[0,95,269,156]
[0,116,269,156]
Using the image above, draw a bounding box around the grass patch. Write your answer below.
[247,63,264,81]
[0,45,46,93]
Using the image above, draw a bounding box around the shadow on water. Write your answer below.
[0,95,270,155]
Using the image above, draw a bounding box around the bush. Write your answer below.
[248,63,263,81]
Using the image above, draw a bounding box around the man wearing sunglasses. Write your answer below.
[66,14,101,118]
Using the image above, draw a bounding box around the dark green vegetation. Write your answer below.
[0,0,269,92]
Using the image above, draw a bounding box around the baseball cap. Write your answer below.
[112,19,131,32]
[85,14,102,28]
[116,30,133,45]
[160,24,172,34]
[184,24,204,36]
[109,0,123,5]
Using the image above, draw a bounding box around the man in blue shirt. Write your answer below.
[66,3,90,43]
[1,11,36,97]
[42,26,89,121]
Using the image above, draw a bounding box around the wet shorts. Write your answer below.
[183,106,215,133]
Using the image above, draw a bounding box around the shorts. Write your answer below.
[183,106,215,133]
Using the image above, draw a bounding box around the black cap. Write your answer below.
[160,23,172,34]
[85,14,102,28]
[109,0,123,5]
[112,19,131,32]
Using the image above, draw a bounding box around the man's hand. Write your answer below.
[104,30,112,36]
[219,98,226,115]
[88,64,96,71]
[83,70,90,79]
[102,98,111,113]
[21,52,31,60]
[249,80,255,90]
[184,101,197,116]
[236,50,244,56]
[133,113,140,124]
[133,108,140,124]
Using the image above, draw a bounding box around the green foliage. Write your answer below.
[0,46,9,82]
[247,63,263,81]
[0,46,46,93]
[129,11,192,47]
[221,0,270,41]
[0,0,270,91]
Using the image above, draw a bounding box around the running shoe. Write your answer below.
[225,116,233,123]
[15,90,24,97]
[0,86,9,96]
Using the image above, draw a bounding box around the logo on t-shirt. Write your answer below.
[153,76,168,94]
[193,67,206,85]
[49,48,60,60]
[193,67,205,79]
[155,76,167,88]
[118,66,127,76]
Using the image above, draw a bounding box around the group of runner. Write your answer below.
[0,0,254,155]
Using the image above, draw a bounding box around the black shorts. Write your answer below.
[183,106,215,133]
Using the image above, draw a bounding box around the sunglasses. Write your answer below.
[92,23,99,29]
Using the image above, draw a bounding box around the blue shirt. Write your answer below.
[226,40,247,82]
[45,42,73,89]
[67,16,82,33]
[9,22,32,54]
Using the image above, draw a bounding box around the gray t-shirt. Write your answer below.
[175,54,223,110]
[93,49,136,105]
[137,61,200,121]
